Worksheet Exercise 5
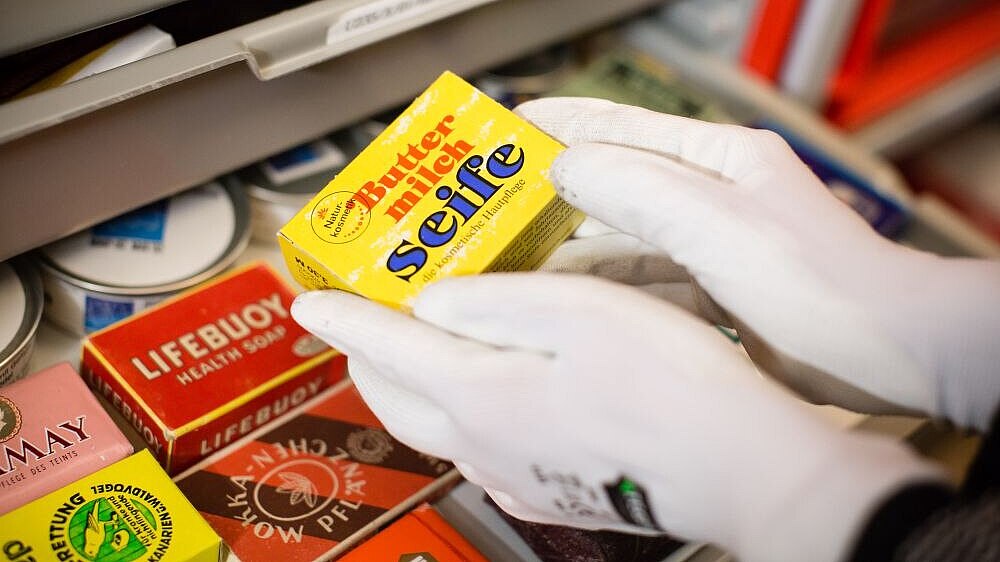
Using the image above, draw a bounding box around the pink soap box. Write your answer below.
[0,362,133,515]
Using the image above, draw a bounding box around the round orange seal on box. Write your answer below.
[309,192,370,244]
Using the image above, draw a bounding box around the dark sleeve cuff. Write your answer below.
[959,406,1000,498]
[848,482,955,561]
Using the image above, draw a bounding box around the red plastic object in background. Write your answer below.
[827,0,896,103]
[826,1,1000,129]
[341,504,488,561]
[741,0,804,81]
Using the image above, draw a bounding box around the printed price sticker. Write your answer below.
[327,0,491,43]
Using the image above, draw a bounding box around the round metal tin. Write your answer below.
[36,180,250,335]
[242,172,322,244]
[0,258,43,385]
[476,44,577,108]
[238,138,351,243]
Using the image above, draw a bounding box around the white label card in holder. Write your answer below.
[328,0,484,43]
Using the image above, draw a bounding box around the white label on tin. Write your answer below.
[0,263,26,352]
[327,0,469,43]
[40,183,236,288]
[43,273,163,335]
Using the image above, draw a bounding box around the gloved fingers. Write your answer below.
[480,485,579,526]
[346,355,458,459]
[482,486,588,529]
[690,280,733,328]
[540,232,689,285]
[572,215,619,238]
[542,233,714,319]
[550,142,750,275]
[414,272,735,367]
[292,290,498,401]
[482,487,556,524]
[734,320,920,416]
[516,97,794,181]
[293,289,553,412]
[453,461,489,487]
[414,272,643,354]
[639,282,700,317]
[484,485,663,536]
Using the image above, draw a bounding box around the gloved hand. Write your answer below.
[518,97,1000,431]
[541,222,703,317]
[291,274,944,562]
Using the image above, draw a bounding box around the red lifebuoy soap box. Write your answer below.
[81,262,347,475]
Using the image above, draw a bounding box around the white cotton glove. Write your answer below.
[517,97,1000,431]
[541,226,702,316]
[291,274,944,562]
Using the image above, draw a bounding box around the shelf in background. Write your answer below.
[0,0,499,144]
[897,193,1000,259]
[622,20,913,207]
[850,55,1000,158]
[0,0,663,262]
[0,0,184,56]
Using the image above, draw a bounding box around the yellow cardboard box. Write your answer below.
[278,71,583,309]
[0,450,225,562]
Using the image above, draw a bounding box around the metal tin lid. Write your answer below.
[478,44,577,103]
[0,259,43,374]
[38,180,249,296]
[241,168,326,207]
[0,264,26,351]
[239,136,351,207]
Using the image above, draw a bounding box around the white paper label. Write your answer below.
[328,0,457,42]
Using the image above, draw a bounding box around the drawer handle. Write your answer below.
[242,0,496,80]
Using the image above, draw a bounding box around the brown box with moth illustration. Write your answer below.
[173,379,459,562]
